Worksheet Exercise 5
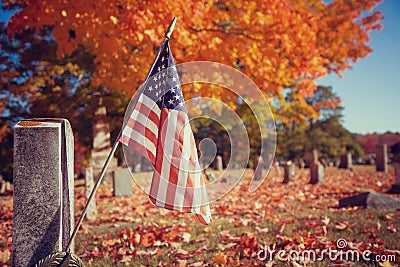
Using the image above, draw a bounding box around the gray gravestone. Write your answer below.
[388,142,400,193]
[13,119,74,267]
[305,149,323,184]
[310,163,324,184]
[0,175,5,194]
[214,155,223,170]
[283,161,294,184]
[134,163,141,173]
[85,166,96,220]
[339,192,400,210]
[388,163,400,193]
[113,168,133,197]
[339,153,353,169]
[375,144,388,172]
[297,159,305,169]
[253,156,265,181]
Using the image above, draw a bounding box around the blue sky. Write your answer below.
[317,0,400,134]
[1,1,399,134]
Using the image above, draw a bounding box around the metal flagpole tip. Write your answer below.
[34,251,84,267]
[165,17,177,39]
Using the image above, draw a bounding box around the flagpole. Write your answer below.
[65,17,177,252]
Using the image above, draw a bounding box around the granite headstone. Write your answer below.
[376,144,388,172]
[214,155,223,171]
[283,161,295,184]
[339,153,353,170]
[85,165,96,220]
[388,142,400,193]
[339,192,400,210]
[12,119,74,267]
[113,168,134,197]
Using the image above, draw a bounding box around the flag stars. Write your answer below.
[170,87,176,93]
[148,86,153,92]
[172,76,177,83]
[168,99,174,105]
[153,76,158,82]
[174,94,180,100]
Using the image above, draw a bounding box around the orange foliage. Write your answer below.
[4,0,383,100]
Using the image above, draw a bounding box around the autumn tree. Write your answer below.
[2,0,382,103]
[0,0,383,176]
[276,86,364,161]
[0,22,128,177]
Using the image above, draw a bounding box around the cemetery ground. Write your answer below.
[1,166,400,266]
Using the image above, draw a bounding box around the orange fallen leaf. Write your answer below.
[211,252,227,265]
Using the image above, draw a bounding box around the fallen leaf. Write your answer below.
[211,252,227,265]
[182,232,191,243]
[0,249,11,264]
[335,222,348,230]
[321,216,330,226]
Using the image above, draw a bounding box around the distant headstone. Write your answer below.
[310,163,324,184]
[393,163,400,185]
[391,142,400,155]
[0,175,5,194]
[140,157,153,172]
[214,155,223,170]
[375,144,388,172]
[13,119,74,267]
[297,159,305,169]
[339,191,400,210]
[113,168,133,197]
[388,142,400,194]
[253,156,265,181]
[305,149,324,184]
[283,161,295,184]
[91,97,118,181]
[134,163,141,173]
[339,153,353,170]
[85,166,96,220]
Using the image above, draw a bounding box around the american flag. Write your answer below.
[119,41,211,225]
